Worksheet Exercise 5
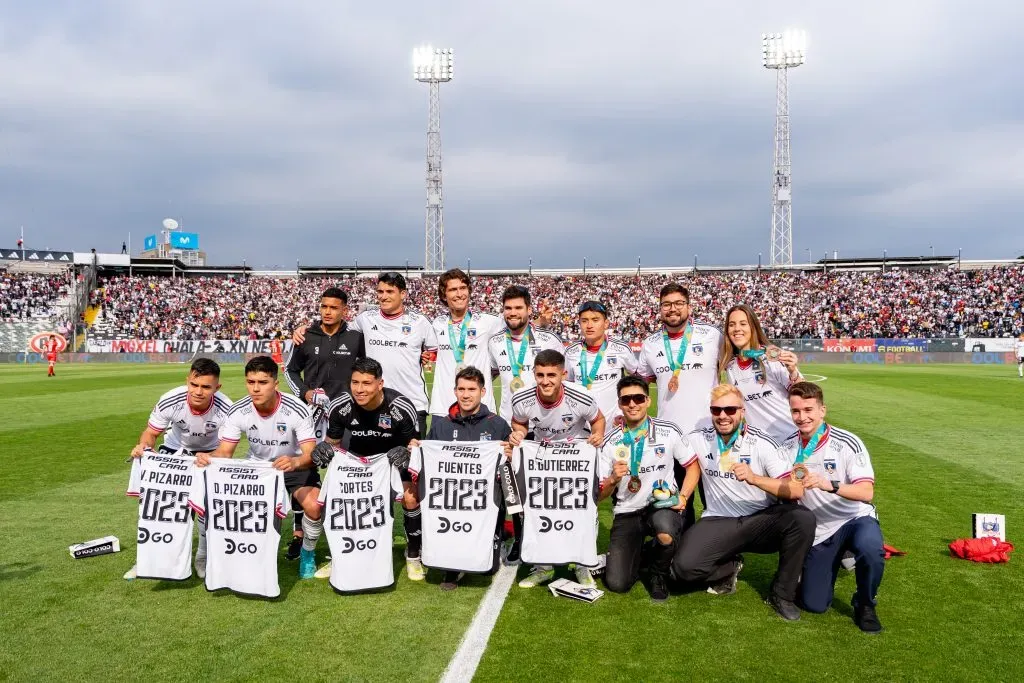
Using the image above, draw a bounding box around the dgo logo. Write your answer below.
[28,332,67,353]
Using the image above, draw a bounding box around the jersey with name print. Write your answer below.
[127,451,198,580]
[773,425,877,545]
[318,451,403,592]
[512,441,600,567]
[324,388,419,459]
[599,418,696,515]
[411,441,505,573]
[188,460,289,598]
[686,422,781,518]
[429,311,503,416]
[725,357,800,444]
[219,392,316,462]
[146,386,232,453]
[488,326,565,419]
[510,382,599,443]
[636,324,722,433]
[565,338,638,423]
[351,308,438,413]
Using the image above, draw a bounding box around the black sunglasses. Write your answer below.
[618,394,648,406]
[710,406,742,416]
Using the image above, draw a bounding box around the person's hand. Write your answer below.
[508,431,524,447]
[309,388,330,410]
[131,444,146,458]
[611,460,628,483]
[420,351,435,371]
[732,462,755,484]
[587,432,604,447]
[778,350,799,373]
[501,442,513,460]
[273,456,297,472]
[612,415,624,429]
[801,471,831,491]
[195,452,212,467]
[671,496,688,511]
[408,439,420,449]
[292,325,308,345]
[536,301,554,328]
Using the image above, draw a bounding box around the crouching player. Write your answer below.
[598,376,697,602]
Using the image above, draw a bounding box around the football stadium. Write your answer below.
[2,6,1024,683]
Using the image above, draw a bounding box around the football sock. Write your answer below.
[301,515,323,552]
[404,507,422,558]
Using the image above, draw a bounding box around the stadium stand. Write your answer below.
[0,267,76,351]
[86,266,1024,342]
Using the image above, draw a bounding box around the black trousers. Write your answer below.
[417,411,429,440]
[672,504,815,602]
[604,507,685,593]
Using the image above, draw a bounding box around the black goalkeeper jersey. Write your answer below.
[325,388,419,456]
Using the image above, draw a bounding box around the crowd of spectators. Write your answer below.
[0,271,71,321]
[87,266,1024,342]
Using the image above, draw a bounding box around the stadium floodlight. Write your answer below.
[762,30,806,268]
[413,45,454,272]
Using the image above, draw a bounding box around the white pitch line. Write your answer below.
[439,561,517,683]
[802,373,828,382]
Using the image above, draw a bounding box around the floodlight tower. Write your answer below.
[413,45,454,272]
[762,30,806,267]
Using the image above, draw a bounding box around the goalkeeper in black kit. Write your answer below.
[292,358,424,580]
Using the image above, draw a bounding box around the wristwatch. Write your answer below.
[829,480,842,493]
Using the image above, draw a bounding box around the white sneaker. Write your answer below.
[518,565,555,588]
[194,549,207,579]
[314,560,333,579]
[406,556,426,581]
[123,564,137,580]
[574,565,596,588]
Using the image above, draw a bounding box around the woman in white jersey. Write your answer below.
[719,304,803,443]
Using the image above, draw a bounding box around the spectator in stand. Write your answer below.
[1,272,71,320]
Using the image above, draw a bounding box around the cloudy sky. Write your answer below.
[2,0,1023,269]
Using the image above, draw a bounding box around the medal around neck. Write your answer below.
[627,476,642,494]
[509,376,525,392]
[791,464,809,482]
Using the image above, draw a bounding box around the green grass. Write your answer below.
[1,363,1022,682]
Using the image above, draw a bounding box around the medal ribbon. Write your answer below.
[741,348,767,385]
[579,341,607,389]
[662,322,693,373]
[621,419,649,477]
[448,311,472,364]
[716,421,745,459]
[741,348,766,360]
[795,423,827,464]
[504,326,532,380]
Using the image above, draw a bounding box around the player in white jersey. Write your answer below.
[488,285,564,420]
[1016,334,1024,377]
[636,282,722,527]
[196,356,324,580]
[564,300,638,424]
[776,381,885,633]
[508,349,605,588]
[124,358,231,580]
[598,376,696,602]
[429,269,504,417]
[671,384,814,621]
[719,304,803,443]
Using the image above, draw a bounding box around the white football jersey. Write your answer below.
[318,451,404,592]
[188,460,290,598]
[599,418,696,515]
[1016,340,1024,359]
[685,423,781,519]
[773,425,877,545]
[564,338,638,422]
[127,451,198,580]
[351,308,438,413]
[219,392,317,462]
[411,441,505,573]
[487,326,564,419]
[510,382,600,443]
[146,386,232,453]
[512,441,600,567]
[636,324,722,433]
[725,357,799,444]
[429,311,503,415]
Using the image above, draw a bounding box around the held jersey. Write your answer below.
[774,425,877,545]
[318,451,403,592]
[147,386,232,453]
[512,441,600,567]
[488,326,564,419]
[510,382,599,443]
[725,357,799,444]
[188,460,289,598]
[219,392,317,462]
[564,338,638,422]
[599,419,696,515]
[351,308,438,413]
[325,389,419,456]
[685,422,781,519]
[636,324,722,433]
[410,441,505,573]
[429,311,503,415]
[127,451,198,580]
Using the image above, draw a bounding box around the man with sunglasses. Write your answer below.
[598,376,698,602]
[564,301,638,424]
[672,384,815,621]
[636,283,721,524]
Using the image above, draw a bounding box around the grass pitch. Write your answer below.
[1,362,1022,682]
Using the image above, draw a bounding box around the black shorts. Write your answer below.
[284,468,321,495]
[157,445,197,456]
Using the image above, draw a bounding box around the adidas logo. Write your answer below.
[340,344,348,351]
[351,418,359,425]
[250,424,259,431]
[657,351,665,358]
[705,452,714,460]
[371,325,378,331]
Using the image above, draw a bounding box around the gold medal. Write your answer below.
[791,464,808,482]
[766,345,782,361]
[509,376,525,392]
[668,369,680,393]
[720,451,737,472]
[614,445,630,462]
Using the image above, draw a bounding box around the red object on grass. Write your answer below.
[949,537,1014,563]
[883,543,906,560]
